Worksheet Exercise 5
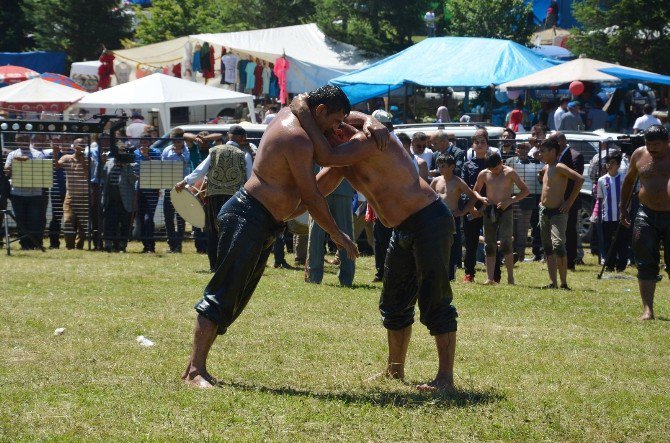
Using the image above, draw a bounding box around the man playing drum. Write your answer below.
[182,86,388,388]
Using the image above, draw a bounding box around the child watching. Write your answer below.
[597,153,629,272]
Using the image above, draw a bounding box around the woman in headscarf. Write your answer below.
[508,109,526,133]
[436,106,451,123]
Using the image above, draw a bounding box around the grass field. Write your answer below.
[1,243,669,442]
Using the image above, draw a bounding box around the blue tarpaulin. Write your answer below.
[599,67,670,86]
[0,51,67,75]
[330,37,553,104]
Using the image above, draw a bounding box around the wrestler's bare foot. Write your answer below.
[641,309,655,321]
[182,364,216,388]
[365,363,404,382]
[508,277,515,285]
[416,376,455,392]
[482,279,498,285]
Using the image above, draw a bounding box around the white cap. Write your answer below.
[371,109,393,124]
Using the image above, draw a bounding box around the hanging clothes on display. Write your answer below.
[115,61,131,84]
[274,55,290,105]
[262,64,271,96]
[220,50,239,85]
[182,41,193,77]
[200,42,214,80]
[97,50,115,90]
[192,44,202,72]
[268,62,279,99]
[252,59,263,96]
[237,58,249,92]
[172,63,182,78]
[244,59,256,93]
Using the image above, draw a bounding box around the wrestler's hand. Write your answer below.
[559,201,571,214]
[174,180,187,192]
[497,198,512,211]
[469,209,483,219]
[289,94,310,120]
[331,231,359,261]
[620,208,631,228]
[479,196,490,206]
[363,118,389,151]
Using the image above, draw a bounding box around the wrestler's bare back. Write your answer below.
[332,128,437,227]
[244,108,313,221]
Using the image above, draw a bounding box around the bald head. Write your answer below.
[430,130,449,152]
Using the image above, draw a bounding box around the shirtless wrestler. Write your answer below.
[182,85,388,388]
[472,154,530,285]
[291,98,459,391]
[619,125,670,320]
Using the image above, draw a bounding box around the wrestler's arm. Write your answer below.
[619,148,641,227]
[344,111,389,151]
[286,167,345,219]
[286,139,358,259]
[292,105,378,167]
[556,163,584,213]
[458,177,478,216]
[472,171,489,205]
[502,169,530,210]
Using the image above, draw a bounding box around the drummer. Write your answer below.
[175,125,253,272]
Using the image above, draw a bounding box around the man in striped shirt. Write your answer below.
[597,153,629,272]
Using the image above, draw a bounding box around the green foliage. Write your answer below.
[570,0,670,74]
[0,0,31,52]
[21,0,133,62]
[445,0,535,45]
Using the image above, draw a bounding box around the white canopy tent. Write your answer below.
[0,77,88,104]
[193,23,374,93]
[75,73,256,132]
[498,56,655,90]
[70,24,374,94]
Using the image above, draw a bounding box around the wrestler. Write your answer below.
[472,153,529,285]
[619,125,670,320]
[182,85,388,388]
[291,98,458,391]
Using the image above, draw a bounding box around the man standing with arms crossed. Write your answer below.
[182,86,387,388]
[620,125,670,320]
[292,98,458,391]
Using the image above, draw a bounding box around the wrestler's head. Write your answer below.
[539,138,560,163]
[486,153,503,174]
[326,122,357,147]
[644,124,669,159]
[307,85,351,135]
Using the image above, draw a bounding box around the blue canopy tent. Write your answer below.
[330,37,554,105]
[599,67,670,86]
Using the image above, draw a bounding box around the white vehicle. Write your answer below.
[393,122,506,151]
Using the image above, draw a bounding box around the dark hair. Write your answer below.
[397,132,411,145]
[517,142,531,151]
[541,138,561,154]
[502,128,516,139]
[531,123,547,135]
[644,124,668,142]
[605,153,622,165]
[306,85,351,116]
[436,153,455,167]
[412,131,428,142]
[560,98,569,105]
[643,104,654,115]
[486,153,502,168]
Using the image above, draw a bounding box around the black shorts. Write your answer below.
[632,205,670,281]
[380,199,458,336]
[195,188,282,334]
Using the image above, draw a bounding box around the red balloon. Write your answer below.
[569,81,584,96]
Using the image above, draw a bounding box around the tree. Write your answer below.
[22,0,133,62]
[445,0,534,45]
[569,0,670,74]
[0,0,31,52]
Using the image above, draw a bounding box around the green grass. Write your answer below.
[1,243,669,441]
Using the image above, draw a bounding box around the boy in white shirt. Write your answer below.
[597,153,629,272]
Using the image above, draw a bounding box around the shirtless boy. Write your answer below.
[537,138,584,289]
[182,85,387,388]
[292,98,458,391]
[472,153,530,285]
[620,124,670,320]
[431,153,478,280]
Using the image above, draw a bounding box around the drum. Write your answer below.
[170,183,206,229]
[287,212,309,236]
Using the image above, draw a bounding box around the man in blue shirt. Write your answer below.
[161,127,191,253]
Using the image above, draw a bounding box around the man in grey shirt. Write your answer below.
[558,101,584,131]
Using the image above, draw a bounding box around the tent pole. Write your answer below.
[386,86,390,112]
[489,86,494,123]
[463,87,470,116]
[403,84,408,124]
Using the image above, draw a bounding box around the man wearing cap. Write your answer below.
[175,125,253,272]
[558,101,584,131]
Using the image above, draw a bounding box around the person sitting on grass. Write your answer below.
[537,138,584,290]
[472,153,530,285]
[431,154,478,281]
